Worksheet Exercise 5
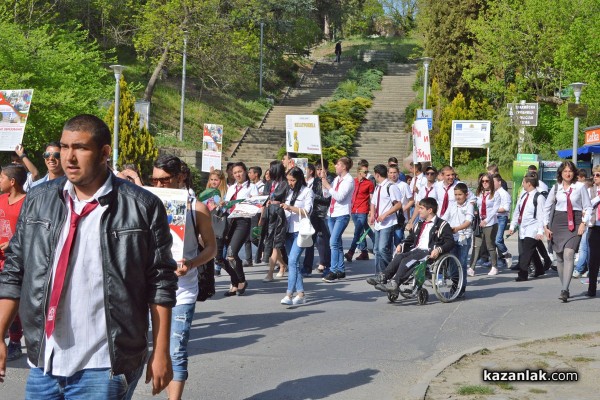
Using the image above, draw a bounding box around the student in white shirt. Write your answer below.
[407,165,438,230]
[321,157,355,282]
[509,173,546,282]
[493,173,512,265]
[368,164,403,275]
[388,165,413,246]
[446,183,473,296]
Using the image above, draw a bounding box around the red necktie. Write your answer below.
[352,179,360,213]
[329,177,342,214]
[416,221,431,247]
[232,184,242,201]
[441,185,451,216]
[46,198,99,338]
[518,192,529,225]
[566,188,574,231]
[425,186,433,198]
[374,185,383,219]
[481,192,489,220]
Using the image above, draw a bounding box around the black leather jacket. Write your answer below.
[311,173,334,219]
[0,174,178,375]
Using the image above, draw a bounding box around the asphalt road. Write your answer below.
[3,230,600,400]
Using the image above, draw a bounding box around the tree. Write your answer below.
[380,0,417,33]
[104,76,158,178]
[0,18,110,160]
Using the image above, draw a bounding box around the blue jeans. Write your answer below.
[373,226,394,274]
[350,213,372,252]
[453,237,472,292]
[575,227,589,273]
[285,232,305,294]
[26,366,143,400]
[328,214,350,274]
[170,302,196,381]
[495,215,509,255]
[393,225,405,247]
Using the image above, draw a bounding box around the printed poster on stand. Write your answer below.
[0,89,34,151]
[285,115,322,154]
[412,119,431,162]
[144,187,188,261]
[202,123,223,172]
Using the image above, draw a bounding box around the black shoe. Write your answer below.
[224,290,237,297]
[237,281,248,295]
[214,269,221,277]
[322,272,337,282]
[510,265,520,271]
[559,290,569,302]
[586,291,596,297]
[529,271,546,278]
[551,265,557,271]
[336,271,346,279]
[515,276,528,282]
[366,273,386,286]
[543,260,552,271]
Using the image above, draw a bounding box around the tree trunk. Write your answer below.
[143,45,170,102]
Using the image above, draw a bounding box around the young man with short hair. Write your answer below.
[31,141,65,188]
[388,165,413,245]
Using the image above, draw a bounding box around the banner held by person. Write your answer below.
[144,186,188,260]
[201,123,223,172]
[412,118,432,163]
[0,89,34,151]
[285,115,322,154]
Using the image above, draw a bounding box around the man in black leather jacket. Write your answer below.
[0,114,177,399]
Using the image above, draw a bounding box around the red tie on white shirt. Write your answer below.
[231,184,242,201]
[424,186,433,198]
[415,221,431,248]
[46,198,99,338]
[374,185,383,219]
[441,185,451,215]
[481,192,489,220]
[329,178,342,214]
[518,192,529,226]
[566,188,574,231]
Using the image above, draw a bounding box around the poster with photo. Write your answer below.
[0,89,34,151]
[292,158,308,175]
[285,115,322,154]
[202,123,223,172]
[144,187,188,260]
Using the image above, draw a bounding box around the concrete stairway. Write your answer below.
[227,62,353,173]
[350,63,418,168]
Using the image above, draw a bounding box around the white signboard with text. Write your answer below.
[412,119,431,162]
[285,115,322,154]
[0,89,34,151]
[450,120,492,166]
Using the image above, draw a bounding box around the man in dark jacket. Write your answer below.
[0,114,177,398]
[367,197,454,293]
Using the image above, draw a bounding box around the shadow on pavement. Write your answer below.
[243,368,379,400]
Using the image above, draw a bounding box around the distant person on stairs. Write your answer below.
[335,41,342,63]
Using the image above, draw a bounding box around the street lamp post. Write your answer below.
[422,57,433,110]
[179,30,189,141]
[110,65,125,171]
[571,82,585,166]
[259,22,264,97]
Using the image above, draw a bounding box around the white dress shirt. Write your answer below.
[510,189,546,239]
[40,177,112,376]
[371,179,402,231]
[543,181,592,225]
[225,180,258,201]
[324,173,354,217]
[415,181,438,203]
[415,218,436,250]
[446,201,474,241]
[396,180,413,220]
[495,187,511,217]
[476,191,501,226]
[285,186,314,232]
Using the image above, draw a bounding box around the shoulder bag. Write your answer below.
[297,208,316,248]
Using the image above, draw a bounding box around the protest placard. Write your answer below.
[0,89,34,151]
[412,119,431,162]
[202,123,223,172]
[144,187,188,260]
[285,115,322,154]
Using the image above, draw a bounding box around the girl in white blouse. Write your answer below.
[544,161,592,302]
[468,173,501,276]
[280,167,314,305]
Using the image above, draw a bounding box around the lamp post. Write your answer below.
[571,82,585,165]
[422,57,433,110]
[179,30,189,141]
[109,65,125,171]
[259,22,264,97]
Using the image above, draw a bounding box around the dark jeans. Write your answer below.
[303,216,331,273]
[518,237,544,279]
[587,227,600,295]
[349,213,373,252]
[384,248,429,285]
[222,218,250,285]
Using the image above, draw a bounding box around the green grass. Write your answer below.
[529,388,548,394]
[492,382,515,390]
[573,356,595,362]
[312,35,421,63]
[457,385,495,395]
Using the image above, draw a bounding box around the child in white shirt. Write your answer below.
[446,183,473,296]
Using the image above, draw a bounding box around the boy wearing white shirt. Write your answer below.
[446,183,473,296]
[388,165,413,245]
[368,164,403,274]
[509,173,546,281]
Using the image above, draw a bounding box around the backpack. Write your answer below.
[386,183,406,227]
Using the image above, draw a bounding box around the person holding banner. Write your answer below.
[322,157,354,282]
[221,162,258,296]
[11,144,40,192]
[304,160,332,276]
[280,167,314,305]
[151,155,217,400]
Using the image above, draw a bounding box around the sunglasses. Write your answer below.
[594,173,600,178]
[43,152,60,159]
[481,179,490,183]
[360,170,368,173]
[426,172,436,176]
[150,175,173,185]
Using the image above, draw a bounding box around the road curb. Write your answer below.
[407,325,600,400]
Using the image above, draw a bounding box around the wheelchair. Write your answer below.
[387,253,464,305]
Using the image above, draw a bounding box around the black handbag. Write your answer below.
[472,211,482,237]
[211,207,229,239]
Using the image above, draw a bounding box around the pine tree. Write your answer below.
[104,76,158,179]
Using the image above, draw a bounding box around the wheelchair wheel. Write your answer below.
[417,288,428,305]
[387,292,399,302]
[399,276,418,299]
[432,253,463,303]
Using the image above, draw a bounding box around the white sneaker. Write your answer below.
[292,295,306,305]
[280,296,293,305]
[488,267,498,276]
[582,271,589,278]
[573,271,582,278]
[467,267,475,277]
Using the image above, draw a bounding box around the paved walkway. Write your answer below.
[3,232,600,399]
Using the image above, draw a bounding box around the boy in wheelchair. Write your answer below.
[366,197,455,294]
